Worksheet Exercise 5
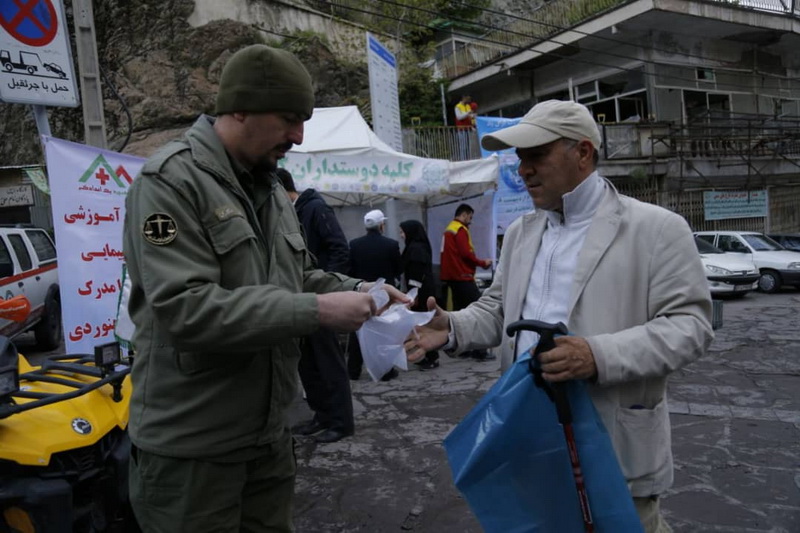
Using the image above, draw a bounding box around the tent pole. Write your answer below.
[384,197,399,241]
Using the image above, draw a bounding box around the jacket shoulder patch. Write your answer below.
[214,205,242,221]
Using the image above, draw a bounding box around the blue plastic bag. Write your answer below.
[443,350,643,533]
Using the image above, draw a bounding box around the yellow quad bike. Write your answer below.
[0,296,138,533]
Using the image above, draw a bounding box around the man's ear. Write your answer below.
[232,112,247,123]
[577,140,595,168]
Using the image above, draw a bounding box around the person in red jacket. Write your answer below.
[440,203,494,360]
[454,95,475,128]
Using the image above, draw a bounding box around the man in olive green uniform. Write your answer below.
[122,45,407,532]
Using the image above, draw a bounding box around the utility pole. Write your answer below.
[72,0,107,149]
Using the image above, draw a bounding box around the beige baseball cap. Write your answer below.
[481,100,602,152]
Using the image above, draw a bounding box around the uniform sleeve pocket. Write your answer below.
[207,215,256,255]
[614,398,671,484]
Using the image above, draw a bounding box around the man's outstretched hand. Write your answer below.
[404,296,450,363]
[317,282,412,333]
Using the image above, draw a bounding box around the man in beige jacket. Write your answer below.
[407,100,714,532]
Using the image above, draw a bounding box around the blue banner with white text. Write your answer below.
[476,116,533,234]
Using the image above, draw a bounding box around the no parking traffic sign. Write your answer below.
[0,0,78,106]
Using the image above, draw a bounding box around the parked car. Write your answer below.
[767,233,800,253]
[694,237,759,297]
[0,225,61,349]
[694,231,800,293]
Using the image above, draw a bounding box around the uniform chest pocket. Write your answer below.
[275,232,307,289]
[207,215,257,255]
[282,232,307,257]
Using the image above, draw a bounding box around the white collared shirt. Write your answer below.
[515,171,606,357]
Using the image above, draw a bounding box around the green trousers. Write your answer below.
[129,433,295,532]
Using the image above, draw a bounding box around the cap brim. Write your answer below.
[480,123,561,152]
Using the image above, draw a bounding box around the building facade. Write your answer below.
[426,0,800,232]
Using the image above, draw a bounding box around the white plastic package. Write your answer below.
[356,282,434,382]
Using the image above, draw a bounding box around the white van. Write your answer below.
[0,226,61,349]
[694,231,800,293]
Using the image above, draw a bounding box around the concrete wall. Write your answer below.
[188,0,400,62]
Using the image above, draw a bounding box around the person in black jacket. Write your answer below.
[400,220,440,370]
[277,169,354,443]
[348,209,402,380]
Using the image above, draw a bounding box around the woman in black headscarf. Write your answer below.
[399,219,439,370]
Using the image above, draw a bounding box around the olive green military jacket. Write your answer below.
[123,115,358,458]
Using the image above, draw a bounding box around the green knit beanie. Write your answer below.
[215,45,314,119]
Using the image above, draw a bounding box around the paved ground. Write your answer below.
[18,290,797,531]
[289,289,800,532]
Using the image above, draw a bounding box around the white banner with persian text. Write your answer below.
[281,152,450,195]
[43,136,144,354]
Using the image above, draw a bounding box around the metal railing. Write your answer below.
[403,113,800,163]
[651,112,800,160]
[436,0,798,80]
[402,126,482,161]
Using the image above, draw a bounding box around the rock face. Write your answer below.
[0,0,370,163]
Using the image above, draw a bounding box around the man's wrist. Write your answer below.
[353,280,365,293]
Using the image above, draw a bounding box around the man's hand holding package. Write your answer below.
[404,296,450,363]
[317,284,411,332]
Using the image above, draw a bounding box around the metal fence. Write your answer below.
[402,126,482,161]
[405,114,800,163]
[615,184,800,233]
[599,114,800,161]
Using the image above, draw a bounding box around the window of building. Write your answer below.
[774,98,800,118]
[574,81,598,104]
[598,70,645,99]
[435,37,470,61]
[684,90,731,122]
[696,68,716,82]
[562,69,649,122]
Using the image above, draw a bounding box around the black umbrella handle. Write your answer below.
[506,319,572,424]
[507,319,592,531]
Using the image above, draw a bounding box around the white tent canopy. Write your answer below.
[282,106,498,207]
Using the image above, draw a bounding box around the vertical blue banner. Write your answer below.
[476,116,520,158]
[476,116,533,234]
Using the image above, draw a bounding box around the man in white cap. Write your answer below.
[348,209,403,380]
[406,100,713,532]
